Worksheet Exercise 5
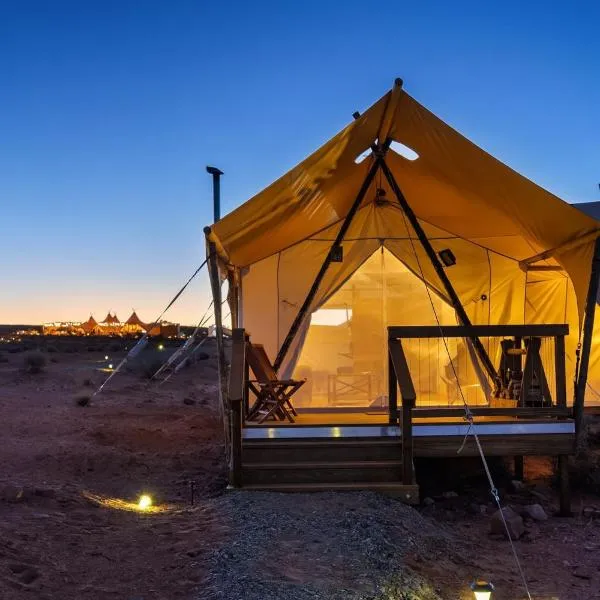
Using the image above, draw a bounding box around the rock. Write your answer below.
[1,485,24,503]
[573,566,593,580]
[422,497,435,506]
[183,398,196,406]
[523,503,548,521]
[442,491,458,498]
[34,488,56,499]
[490,506,525,540]
[511,479,526,491]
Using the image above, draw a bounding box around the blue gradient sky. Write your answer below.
[1,1,598,324]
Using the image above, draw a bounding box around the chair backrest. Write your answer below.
[246,343,278,382]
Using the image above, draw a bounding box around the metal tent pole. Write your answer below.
[379,158,500,389]
[273,154,384,372]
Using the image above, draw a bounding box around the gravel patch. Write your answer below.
[204,491,453,599]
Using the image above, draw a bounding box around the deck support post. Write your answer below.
[402,396,415,484]
[514,456,524,481]
[230,397,243,487]
[379,160,500,391]
[228,328,247,488]
[574,236,600,448]
[273,155,384,372]
[558,455,571,516]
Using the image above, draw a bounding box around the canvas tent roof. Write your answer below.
[125,311,146,327]
[209,82,599,319]
[102,313,119,324]
[206,81,600,400]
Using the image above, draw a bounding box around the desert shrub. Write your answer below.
[74,394,91,407]
[23,351,47,374]
[45,345,59,353]
[127,357,164,379]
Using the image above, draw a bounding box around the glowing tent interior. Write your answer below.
[204,79,598,504]
[205,79,600,412]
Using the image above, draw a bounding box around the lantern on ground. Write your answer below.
[471,580,494,600]
[138,494,152,510]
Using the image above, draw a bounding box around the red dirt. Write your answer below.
[0,347,599,599]
[0,350,226,600]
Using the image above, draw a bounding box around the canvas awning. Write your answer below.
[210,83,599,319]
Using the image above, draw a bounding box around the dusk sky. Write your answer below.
[1,1,598,325]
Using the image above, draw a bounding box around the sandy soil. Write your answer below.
[0,343,599,599]
[0,345,226,600]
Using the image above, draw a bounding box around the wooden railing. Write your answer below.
[388,324,569,412]
[387,324,573,489]
[388,338,416,484]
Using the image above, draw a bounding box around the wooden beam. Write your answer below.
[413,433,575,457]
[273,155,383,372]
[574,236,600,445]
[388,339,416,401]
[411,406,572,418]
[402,395,415,484]
[388,324,569,339]
[555,335,567,408]
[379,159,499,386]
[228,328,246,488]
[387,345,398,424]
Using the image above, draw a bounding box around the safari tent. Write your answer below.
[206,79,600,407]
[204,80,599,501]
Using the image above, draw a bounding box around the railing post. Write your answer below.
[228,328,246,489]
[388,345,398,424]
[555,334,567,408]
[402,396,415,484]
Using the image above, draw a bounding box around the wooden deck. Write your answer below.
[227,326,577,513]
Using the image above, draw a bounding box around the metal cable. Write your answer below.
[91,258,210,398]
[395,203,533,599]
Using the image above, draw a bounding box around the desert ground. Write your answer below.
[0,336,599,599]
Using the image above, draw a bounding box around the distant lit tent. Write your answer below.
[80,315,100,334]
[123,310,147,334]
[101,312,120,325]
[205,79,600,409]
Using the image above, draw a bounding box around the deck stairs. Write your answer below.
[241,436,419,504]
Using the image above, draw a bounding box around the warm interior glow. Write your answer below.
[311,308,352,327]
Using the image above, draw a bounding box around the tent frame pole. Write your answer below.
[204,229,231,457]
[574,236,600,445]
[273,152,385,372]
[379,158,500,389]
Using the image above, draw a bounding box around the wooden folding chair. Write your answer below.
[245,343,304,423]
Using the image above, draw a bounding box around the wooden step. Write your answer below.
[242,460,403,485]
[243,438,402,464]
[238,481,419,504]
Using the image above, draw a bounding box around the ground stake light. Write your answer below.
[470,580,494,600]
[138,495,152,511]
